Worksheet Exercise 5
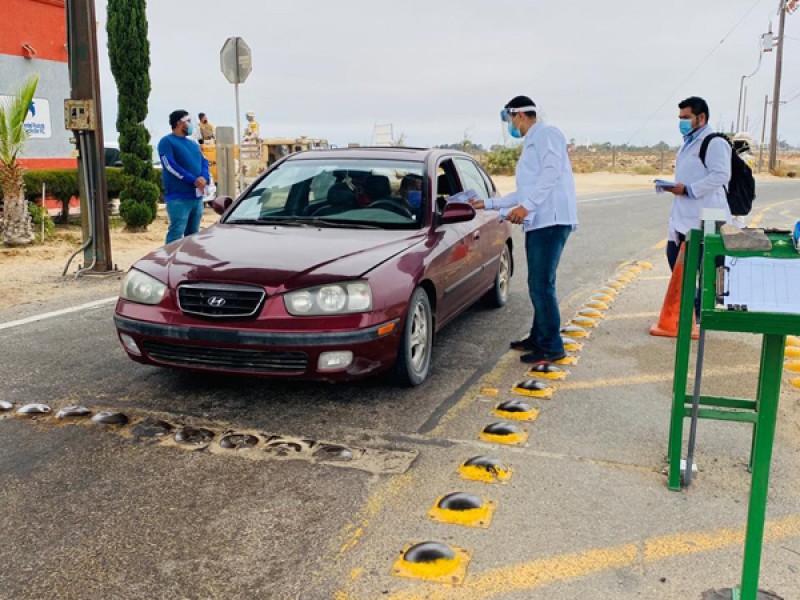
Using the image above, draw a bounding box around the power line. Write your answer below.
[624,0,768,144]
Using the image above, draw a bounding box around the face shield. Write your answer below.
[500,106,537,122]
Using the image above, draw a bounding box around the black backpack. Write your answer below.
[699,133,756,216]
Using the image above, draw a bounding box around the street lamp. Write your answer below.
[736,31,774,132]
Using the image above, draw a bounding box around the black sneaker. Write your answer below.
[520,350,566,364]
[510,336,538,352]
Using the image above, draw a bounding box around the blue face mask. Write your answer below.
[186,123,195,136]
[679,118,693,136]
[508,121,522,139]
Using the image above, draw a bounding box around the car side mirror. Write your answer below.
[211,196,233,215]
[438,202,476,226]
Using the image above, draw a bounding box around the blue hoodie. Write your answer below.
[157,134,210,202]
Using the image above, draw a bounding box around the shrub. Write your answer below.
[22,169,78,223]
[481,146,522,175]
[633,165,659,176]
[28,201,55,240]
[119,198,152,230]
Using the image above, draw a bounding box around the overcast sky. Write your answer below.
[94,0,799,149]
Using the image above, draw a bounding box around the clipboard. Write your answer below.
[716,256,800,314]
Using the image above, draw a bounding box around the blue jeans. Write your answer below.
[525,225,572,355]
[165,198,204,244]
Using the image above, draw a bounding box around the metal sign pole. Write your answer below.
[235,81,242,193]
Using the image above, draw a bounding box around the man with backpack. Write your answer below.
[663,96,740,270]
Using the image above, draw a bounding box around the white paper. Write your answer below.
[447,189,480,204]
[722,256,800,314]
[654,179,677,194]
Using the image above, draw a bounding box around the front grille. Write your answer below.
[141,341,309,373]
[178,283,265,318]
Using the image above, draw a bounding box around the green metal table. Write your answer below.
[667,228,800,600]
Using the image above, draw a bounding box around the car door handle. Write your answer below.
[473,231,481,241]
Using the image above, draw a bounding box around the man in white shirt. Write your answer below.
[663,96,731,270]
[471,96,578,364]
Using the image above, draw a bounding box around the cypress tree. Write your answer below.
[106,0,159,230]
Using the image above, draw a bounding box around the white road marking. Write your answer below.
[0,297,118,331]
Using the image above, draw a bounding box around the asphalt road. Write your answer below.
[1,180,799,599]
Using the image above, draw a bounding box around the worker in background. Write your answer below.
[196,112,216,145]
[243,111,260,142]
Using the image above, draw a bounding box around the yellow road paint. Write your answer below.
[480,388,499,397]
[749,197,800,228]
[603,311,660,321]
[652,238,668,250]
[386,515,800,600]
[391,544,471,585]
[349,568,364,581]
[555,365,758,391]
[428,496,497,529]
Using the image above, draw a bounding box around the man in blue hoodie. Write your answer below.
[158,110,210,244]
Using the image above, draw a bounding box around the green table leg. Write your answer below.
[668,232,701,491]
[738,333,785,599]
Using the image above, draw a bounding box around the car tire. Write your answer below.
[483,243,511,308]
[394,287,433,387]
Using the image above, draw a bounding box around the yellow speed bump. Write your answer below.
[494,400,540,421]
[620,265,642,274]
[585,300,610,310]
[571,316,599,329]
[428,492,497,529]
[391,541,471,585]
[579,307,605,319]
[458,456,512,484]
[613,273,636,283]
[527,363,568,380]
[591,292,615,303]
[512,380,554,399]
[480,422,529,446]
[605,280,625,290]
[561,337,584,352]
[561,325,590,339]
[556,354,580,366]
[598,286,619,297]
[790,378,800,391]
[788,335,800,347]
[785,346,800,359]
[785,360,800,373]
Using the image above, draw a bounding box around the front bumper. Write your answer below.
[113,315,402,380]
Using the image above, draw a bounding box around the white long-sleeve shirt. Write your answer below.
[670,125,731,242]
[484,121,578,232]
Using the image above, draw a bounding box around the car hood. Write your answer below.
[134,224,426,292]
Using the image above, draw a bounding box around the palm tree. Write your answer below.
[0,75,39,246]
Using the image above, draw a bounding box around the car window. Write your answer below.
[435,159,462,214]
[454,158,491,201]
[226,159,426,229]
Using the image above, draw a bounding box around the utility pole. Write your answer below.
[768,0,788,172]
[64,0,112,273]
[759,94,769,173]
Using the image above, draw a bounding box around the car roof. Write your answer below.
[285,147,475,163]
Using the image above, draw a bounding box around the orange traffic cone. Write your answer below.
[650,244,699,340]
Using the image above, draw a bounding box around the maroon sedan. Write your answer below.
[114,148,513,385]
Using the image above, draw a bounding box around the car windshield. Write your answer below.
[225,159,426,229]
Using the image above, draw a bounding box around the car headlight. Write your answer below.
[284,282,372,316]
[120,269,167,305]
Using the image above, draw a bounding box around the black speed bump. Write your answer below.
[391,541,471,585]
[428,492,497,529]
[480,422,529,445]
[527,363,568,380]
[512,379,553,399]
[494,400,539,421]
[55,405,92,419]
[16,403,51,417]
[91,411,129,426]
[219,433,259,450]
[458,456,512,484]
